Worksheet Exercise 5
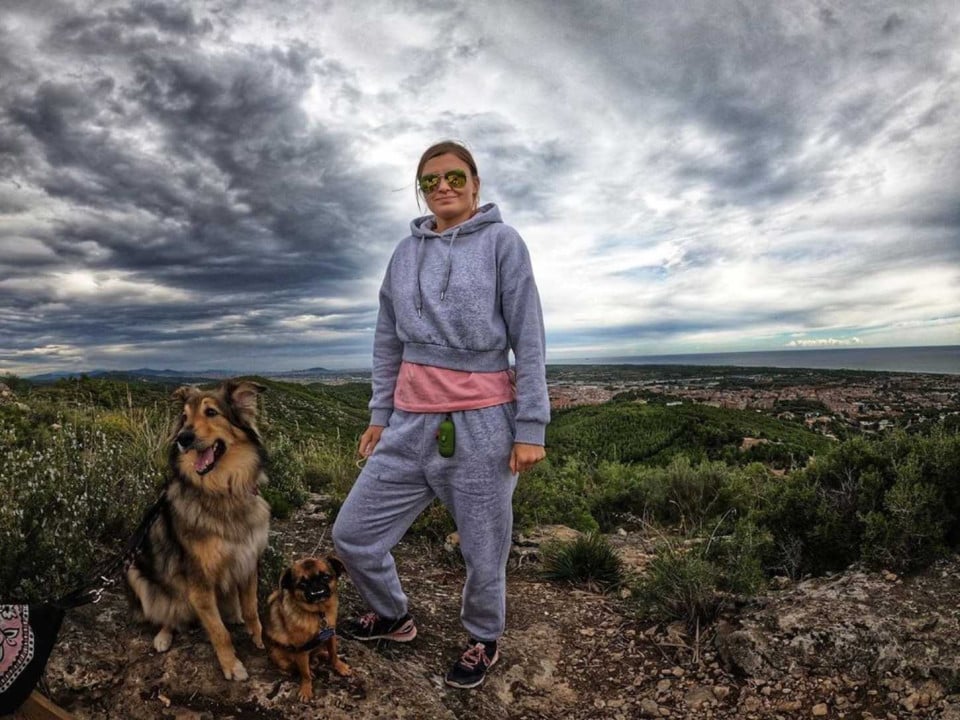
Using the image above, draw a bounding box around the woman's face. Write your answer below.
[421,153,479,232]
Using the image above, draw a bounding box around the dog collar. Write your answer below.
[267,627,336,653]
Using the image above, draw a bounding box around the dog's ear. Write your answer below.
[171,385,197,404]
[226,380,266,424]
[279,568,294,591]
[327,555,347,579]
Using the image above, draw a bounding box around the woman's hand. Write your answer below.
[358,425,385,458]
[509,442,546,474]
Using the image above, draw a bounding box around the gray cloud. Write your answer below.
[1,1,399,370]
[1,0,958,374]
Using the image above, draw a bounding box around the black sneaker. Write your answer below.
[444,639,500,689]
[340,612,417,642]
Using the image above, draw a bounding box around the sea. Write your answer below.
[561,345,960,375]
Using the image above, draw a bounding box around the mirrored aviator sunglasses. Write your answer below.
[419,169,468,194]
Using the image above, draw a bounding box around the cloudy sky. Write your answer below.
[2,0,958,374]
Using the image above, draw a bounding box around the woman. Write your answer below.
[332,140,550,689]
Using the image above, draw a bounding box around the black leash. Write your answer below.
[266,628,337,654]
[52,491,166,609]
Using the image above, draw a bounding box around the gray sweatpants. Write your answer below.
[332,403,518,642]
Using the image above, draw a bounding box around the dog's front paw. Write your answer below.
[298,683,314,703]
[333,659,353,677]
[251,629,265,650]
[223,658,249,681]
[153,628,173,653]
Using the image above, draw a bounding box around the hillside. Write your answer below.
[38,500,960,719]
[547,400,830,467]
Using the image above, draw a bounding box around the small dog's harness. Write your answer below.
[266,627,336,653]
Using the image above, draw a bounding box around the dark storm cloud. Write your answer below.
[6,31,373,286]
[0,1,395,370]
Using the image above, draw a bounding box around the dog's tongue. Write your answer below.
[195,446,216,472]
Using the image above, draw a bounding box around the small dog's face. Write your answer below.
[280,556,345,608]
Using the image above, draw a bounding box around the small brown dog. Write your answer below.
[264,556,352,701]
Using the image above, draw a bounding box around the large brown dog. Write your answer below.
[264,556,352,701]
[126,380,271,681]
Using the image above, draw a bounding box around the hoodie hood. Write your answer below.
[410,202,503,239]
[410,203,503,316]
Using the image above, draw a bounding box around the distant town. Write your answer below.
[14,362,958,441]
[546,365,960,439]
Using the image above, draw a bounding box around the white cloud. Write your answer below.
[786,337,864,348]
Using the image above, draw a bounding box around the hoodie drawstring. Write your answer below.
[415,236,426,317]
[440,227,460,301]
[415,226,461,317]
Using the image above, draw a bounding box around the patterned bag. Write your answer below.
[0,603,66,714]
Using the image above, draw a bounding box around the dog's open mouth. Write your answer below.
[194,439,226,475]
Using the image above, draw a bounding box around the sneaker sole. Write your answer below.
[444,650,500,689]
[348,620,418,643]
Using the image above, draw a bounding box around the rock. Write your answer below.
[900,693,919,712]
[639,698,661,717]
[714,626,769,676]
[684,685,714,708]
[812,702,829,716]
[712,685,731,700]
[536,524,582,544]
[771,575,792,590]
[445,531,460,551]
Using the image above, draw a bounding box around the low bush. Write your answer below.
[541,533,624,591]
[0,413,163,602]
[705,517,772,595]
[262,431,309,516]
[755,428,960,576]
[634,539,722,629]
[512,457,598,533]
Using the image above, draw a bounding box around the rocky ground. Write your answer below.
[37,495,960,719]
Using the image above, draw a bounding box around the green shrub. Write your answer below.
[541,533,623,591]
[706,518,773,595]
[0,415,163,602]
[658,456,736,534]
[299,434,360,496]
[589,461,658,531]
[754,427,960,577]
[861,471,950,572]
[635,540,722,629]
[512,457,598,533]
[264,432,309,516]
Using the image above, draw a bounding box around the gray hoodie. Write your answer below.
[369,203,550,445]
